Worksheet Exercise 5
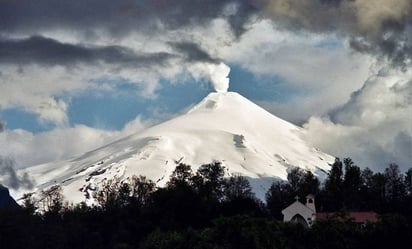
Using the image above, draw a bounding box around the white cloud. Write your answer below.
[0,116,152,169]
[215,20,374,123]
[303,66,412,172]
[0,14,409,174]
[35,97,68,126]
[0,65,84,126]
[0,21,236,126]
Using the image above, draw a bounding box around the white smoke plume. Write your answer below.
[188,62,231,93]
[208,62,231,93]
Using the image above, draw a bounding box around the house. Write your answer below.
[281,194,316,228]
[316,211,378,225]
[282,194,378,228]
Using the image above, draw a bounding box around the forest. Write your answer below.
[0,158,411,249]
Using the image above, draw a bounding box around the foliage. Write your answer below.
[266,167,320,218]
[0,158,411,249]
[39,185,64,214]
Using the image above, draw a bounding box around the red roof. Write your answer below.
[316,212,378,223]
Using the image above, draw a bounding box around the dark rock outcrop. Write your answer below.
[0,184,20,209]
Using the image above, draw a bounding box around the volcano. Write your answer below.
[11,92,334,203]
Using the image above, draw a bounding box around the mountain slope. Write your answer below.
[12,92,334,203]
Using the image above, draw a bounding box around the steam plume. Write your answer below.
[208,62,231,93]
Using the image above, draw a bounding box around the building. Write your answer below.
[281,194,378,228]
[316,211,378,225]
[281,194,316,228]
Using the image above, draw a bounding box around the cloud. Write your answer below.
[221,20,371,85]
[0,0,409,173]
[0,116,153,169]
[0,120,4,132]
[170,42,219,64]
[0,36,175,68]
[217,20,373,123]
[255,0,412,67]
[0,1,257,38]
[0,3,248,125]
[0,156,34,190]
[0,65,84,126]
[303,67,412,172]
[0,36,179,126]
[35,97,68,126]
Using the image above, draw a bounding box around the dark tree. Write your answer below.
[284,167,321,197]
[405,168,412,195]
[40,185,63,214]
[404,168,412,222]
[384,164,407,212]
[299,170,320,197]
[223,175,254,201]
[221,175,264,217]
[266,181,293,220]
[129,175,155,206]
[287,167,305,194]
[360,167,378,210]
[369,172,387,212]
[342,158,363,209]
[323,158,344,210]
[96,177,125,210]
[194,161,226,201]
[266,167,320,218]
[167,163,193,188]
[21,193,37,215]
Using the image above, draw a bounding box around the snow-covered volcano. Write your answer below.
[10,92,334,203]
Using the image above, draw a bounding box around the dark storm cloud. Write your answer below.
[0,157,34,190]
[0,0,257,37]
[1,0,410,67]
[169,42,219,64]
[0,36,175,67]
[226,1,261,37]
[0,1,258,68]
[254,0,412,67]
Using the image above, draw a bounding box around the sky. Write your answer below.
[0,0,411,175]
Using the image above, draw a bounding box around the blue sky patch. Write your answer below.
[1,64,310,133]
[1,109,54,133]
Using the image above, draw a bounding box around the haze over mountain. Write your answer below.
[5,91,334,203]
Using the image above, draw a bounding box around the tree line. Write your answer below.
[266,158,412,219]
[0,158,411,249]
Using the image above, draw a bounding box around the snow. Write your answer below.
[6,92,334,203]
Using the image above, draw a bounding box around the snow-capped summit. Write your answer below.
[10,91,334,203]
